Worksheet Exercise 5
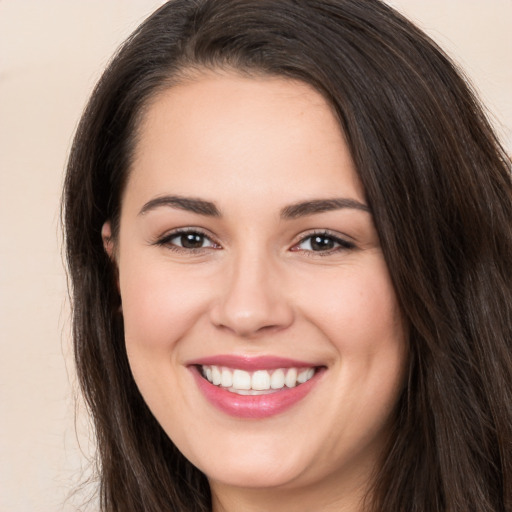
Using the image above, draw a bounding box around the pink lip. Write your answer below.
[188,356,325,419]
[187,354,316,371]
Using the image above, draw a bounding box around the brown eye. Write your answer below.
[179,232,206,249]
[310,235,336,251]
[294,232,355,253]
[157,230,219,250]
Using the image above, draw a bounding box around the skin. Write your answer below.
[103,71,407,511]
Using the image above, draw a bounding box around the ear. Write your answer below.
[102,221,121,298]
[101,221,115,260]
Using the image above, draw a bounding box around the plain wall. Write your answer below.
[0,1,510,510]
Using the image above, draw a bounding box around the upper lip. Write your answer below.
[186,354,321,371]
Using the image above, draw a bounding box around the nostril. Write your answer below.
[209,263,295,336]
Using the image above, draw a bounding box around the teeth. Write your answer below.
[285,368,298,388]
[221,368,233,388]
[270,369,285,389]
[212,366,221,385]
[232,369,251,390]
[297,368,315,384]
[201,365,317,394]
[252,370,270,390]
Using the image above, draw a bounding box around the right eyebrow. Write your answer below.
[138,195,221,217]
[280,197,370,219]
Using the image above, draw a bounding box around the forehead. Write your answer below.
[124,71,364,212]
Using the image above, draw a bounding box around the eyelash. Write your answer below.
[291,230,356,256]
[154,228,220,253]
[154,228,355,256]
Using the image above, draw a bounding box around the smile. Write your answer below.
[201,365,317,395]
[189,356,325,418]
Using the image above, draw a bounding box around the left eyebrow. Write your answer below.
[280,198,370,219]
[138,195,221,217]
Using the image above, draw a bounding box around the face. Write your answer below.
[106,72,406,505]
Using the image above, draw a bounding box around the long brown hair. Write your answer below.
[63,1,512,510]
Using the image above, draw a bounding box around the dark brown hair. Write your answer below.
[63,1,512,510]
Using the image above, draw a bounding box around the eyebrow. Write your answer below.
[139,195,221,217]
[280,198,370,219]
[138,195,369,219]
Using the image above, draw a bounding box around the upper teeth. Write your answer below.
[202,365,316,395]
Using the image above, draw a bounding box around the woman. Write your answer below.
[63,0,512,510]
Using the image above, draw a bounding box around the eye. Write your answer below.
[156,229,220,251]
[292,232,355,253]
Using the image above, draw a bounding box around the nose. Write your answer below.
[209,250,294,338]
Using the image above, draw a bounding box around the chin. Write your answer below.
[177,430,310,489]
[201,456,306,489]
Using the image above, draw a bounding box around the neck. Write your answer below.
[210,463,373,512]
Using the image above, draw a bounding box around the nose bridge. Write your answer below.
[211,242,293,337]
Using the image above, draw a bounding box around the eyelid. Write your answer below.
[153,227,221,250]
[152,227,355,254]
[290,229,356,254]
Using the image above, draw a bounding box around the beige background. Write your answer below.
[0,1,510,510]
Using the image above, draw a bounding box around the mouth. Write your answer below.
[199,365,317,395]
[188,356,325,418]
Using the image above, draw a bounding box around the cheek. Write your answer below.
[302,261,403,352]
[118,257,210,356]
[303,261,407,412]
[116,257,212,426]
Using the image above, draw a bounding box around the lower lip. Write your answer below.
[190,367,323,419]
